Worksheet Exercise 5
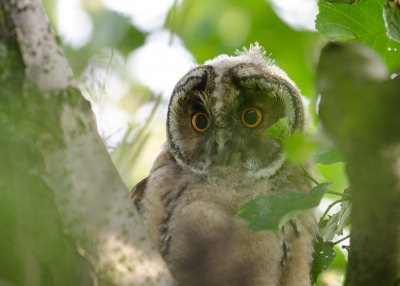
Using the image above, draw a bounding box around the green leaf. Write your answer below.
[285,132,321,163]
[315,148,344,165]
[237,183,332,232]
[265,117,291,144]
[316,0,400,72]
[311,235,337,284]
[318,162,349,193]
[383,0,400,43]
[325,0,362,5]
[320,200,351,241]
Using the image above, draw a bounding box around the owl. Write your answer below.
[131,43,317,286]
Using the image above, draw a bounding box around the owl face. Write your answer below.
[167,44,304,178]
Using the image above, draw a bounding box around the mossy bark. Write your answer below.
[0,0,174,285]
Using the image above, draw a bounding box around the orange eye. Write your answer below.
[242,107,262,128]
[191,112,209,132]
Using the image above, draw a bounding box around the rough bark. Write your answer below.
[317,42,400,285]
[0,0,174,285]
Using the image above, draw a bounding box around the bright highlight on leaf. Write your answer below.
[237,183,332,232]
[265,117,291,144]
[311,236,337,284]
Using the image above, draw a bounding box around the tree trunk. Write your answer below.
[317,42,400,285]
[0,0,174,285]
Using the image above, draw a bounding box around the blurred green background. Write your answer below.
[42,0,349,284]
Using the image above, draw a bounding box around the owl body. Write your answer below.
[132,44,316,286]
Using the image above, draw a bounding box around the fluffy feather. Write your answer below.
[132,43,316,286]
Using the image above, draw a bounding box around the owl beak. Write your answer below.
[217,145,229,165]
[215,130,231,165]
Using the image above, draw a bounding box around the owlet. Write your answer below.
[131,43,316,286]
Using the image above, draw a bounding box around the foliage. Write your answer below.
[383,0,400,42]
[166,0,321,98]
[285,132,322,163]
[315,148,344,165]
[63,10,146,75]
[238,183,331,232]
[316,0,400,72]
[239,118,351,283]
[325,0,361,4]
[319,200,351,242]
[317,39,400,285]
[311,236,337,285]
[265,116,321,163]
[265,117,292,144]
[111,94,162,184]
[303,0,399,280]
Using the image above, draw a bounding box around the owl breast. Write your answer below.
[131,43,317,286]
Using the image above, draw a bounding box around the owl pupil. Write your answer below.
[196,115,208,129]
[244,110,258,125]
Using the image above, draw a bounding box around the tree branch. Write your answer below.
[0,0,174,284]
[317,42,400,286]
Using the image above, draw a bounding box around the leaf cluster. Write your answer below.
[237,118,351,284]
[316,0,400,73]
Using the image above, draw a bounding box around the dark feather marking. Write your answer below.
[289,220,299,237]
[281,242,288,267]
[159,186,188,256]
[161,190,174,207]
[130,177,148,213]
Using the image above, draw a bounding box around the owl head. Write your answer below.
[166,43,304,178]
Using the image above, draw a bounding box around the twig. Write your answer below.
[326,190,351,198]
[332,234,351,246]
[342,245,350,252]
[300,163,320,185]
[300,163,351,198]
[319,198,348,223]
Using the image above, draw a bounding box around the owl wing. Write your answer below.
[130,142,171,212]
[130,177,148,211]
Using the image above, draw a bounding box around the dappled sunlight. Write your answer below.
[57,0,93,48]
[319,270,344,286]
[97,232,173,285]
[127,31,195,97]
[102,0,176,32]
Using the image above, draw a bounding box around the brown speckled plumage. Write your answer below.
[131,43,317,286]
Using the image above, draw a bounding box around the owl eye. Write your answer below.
[242,107,262,128]
[192,112,209,132]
